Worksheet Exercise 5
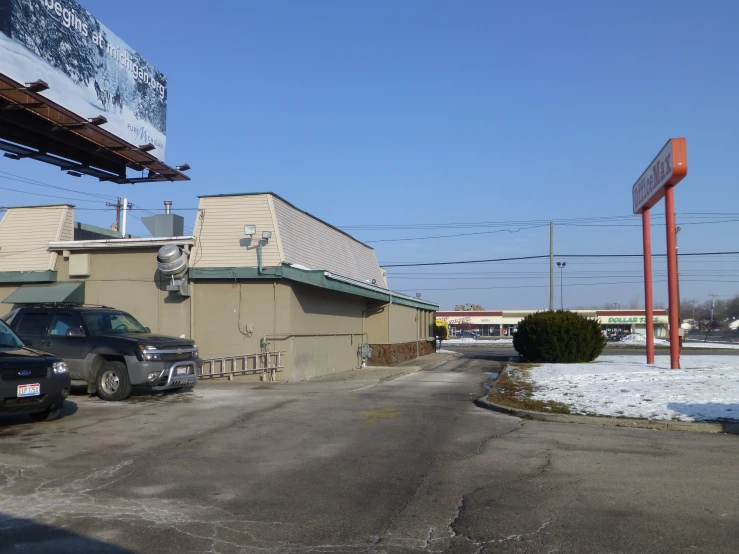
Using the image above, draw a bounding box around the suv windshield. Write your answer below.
[0,319,24,349]
[81,311,148,335]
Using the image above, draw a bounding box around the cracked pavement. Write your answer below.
[1,352,739,553]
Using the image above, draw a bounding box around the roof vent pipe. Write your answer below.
[164,200,172,214]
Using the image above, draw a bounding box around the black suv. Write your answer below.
[0,318,71,421]
[3,305,201,401]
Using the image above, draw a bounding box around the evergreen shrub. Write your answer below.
[513,310,606,363]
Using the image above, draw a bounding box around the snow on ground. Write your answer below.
[683,341,739,349]
[525,355,739,422]
[437,349,458,354]
[613,333,739,349]
[444,338,514,345]
[617,334,669,346]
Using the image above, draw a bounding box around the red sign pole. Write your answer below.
[641,208,655,364]
[664,185,680,369]
[633,138,687,369]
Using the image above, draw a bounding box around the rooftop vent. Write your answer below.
[141,200,185,237]
[157,244,190,296]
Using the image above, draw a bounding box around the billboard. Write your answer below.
[0,0,167,159]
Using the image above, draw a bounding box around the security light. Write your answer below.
[244,225,256,236]
[262,231,272,240]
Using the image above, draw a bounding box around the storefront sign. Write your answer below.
[607,317,660,324]
[632,138,687,214]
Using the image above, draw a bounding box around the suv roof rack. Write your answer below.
[25,303,116,309]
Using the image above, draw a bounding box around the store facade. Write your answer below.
[437,309,669,338]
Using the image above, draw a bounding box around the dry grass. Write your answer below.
[487,364,572,414]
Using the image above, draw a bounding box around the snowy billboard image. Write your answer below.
[0,0,167,159]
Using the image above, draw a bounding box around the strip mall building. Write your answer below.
[436,310,669,338]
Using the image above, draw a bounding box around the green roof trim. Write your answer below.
[0,271,57,284]
[189,265,439,311]
[3,281,84,304]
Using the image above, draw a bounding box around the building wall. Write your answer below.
[192,280,282,361]
[55,250,192,340]
[389,303,420,344]
[192,280,367,381]
[363,303,389,344]
[190,195,282,269]
[285,283,365,380]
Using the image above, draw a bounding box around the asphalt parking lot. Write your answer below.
[1,353,738,553]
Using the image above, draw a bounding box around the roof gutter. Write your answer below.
[48,236,196,251]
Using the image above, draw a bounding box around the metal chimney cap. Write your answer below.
[164,200,172,214]
[157,244,181,263]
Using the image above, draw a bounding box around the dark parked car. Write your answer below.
[0,318,70,421]
[3,305,200,401]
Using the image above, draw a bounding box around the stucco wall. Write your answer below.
[55,251,191,340]
[283,283,365,380]
[389,303,420,344]
[192,280,366,381]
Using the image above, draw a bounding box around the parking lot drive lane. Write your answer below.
[1,354,738,553]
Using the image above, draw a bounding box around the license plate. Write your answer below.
[17,383,41,397]
[175,366,189,376]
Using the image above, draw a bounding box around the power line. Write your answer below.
[365,224,549,243]
[382,251,739,267]
[0,170,117,201]
[0,183,105,204]
[397,277,739,292]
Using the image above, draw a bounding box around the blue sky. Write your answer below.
[2,0,738,310]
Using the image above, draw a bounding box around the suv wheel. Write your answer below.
[97,361,132,401]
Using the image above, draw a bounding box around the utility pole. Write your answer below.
[549,221,554,311]
[106,198,123,232]
[709,294,718,327]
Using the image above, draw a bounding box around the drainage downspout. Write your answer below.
[416,309,419,359]
[257,242,263,275]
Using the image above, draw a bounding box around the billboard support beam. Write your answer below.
[0,73,190,184]
[632,138,687,369]
[641,208,655,364]
[664,186,680,369]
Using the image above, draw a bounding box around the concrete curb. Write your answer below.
[474,397,739,435]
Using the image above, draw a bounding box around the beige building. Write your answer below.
[0,195,438,381]
[437,309,669,338]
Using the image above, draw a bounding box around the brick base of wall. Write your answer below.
[367,340,436,366]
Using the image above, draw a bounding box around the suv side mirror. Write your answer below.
[66,327,85,338]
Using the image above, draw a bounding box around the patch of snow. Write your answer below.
[683,341,739,350]
[613,334,739,349]
[525,355,739,422]
[437,349,458,354]
[617,334,669,346]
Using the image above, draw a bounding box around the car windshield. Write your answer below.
[0,319,24,349]
[81,311,148,335]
